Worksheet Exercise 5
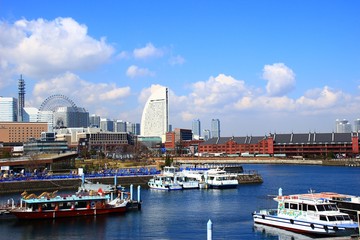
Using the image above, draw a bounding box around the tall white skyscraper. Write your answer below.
[141,87,169,142]
[211,118,220,138]
[0,97,18,122]
[192,119,201,140]
[335,119,352,133]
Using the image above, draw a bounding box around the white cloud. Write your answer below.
[0,17,114,81]
[169,55,185,65]
[32,72,130,108]
[138,84,166,104]
[126,65,155,78]
[262,63,295,96]
[133,43,164,59]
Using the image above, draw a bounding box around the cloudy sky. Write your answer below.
[0,1,359,136]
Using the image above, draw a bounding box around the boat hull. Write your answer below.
[253,213,358,237]
[11,206,127,220]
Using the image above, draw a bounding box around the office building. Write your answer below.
[100,118,114,132]
[89,114,101,128]
[203,129,211,141]
[354,119,360,132]
[192,119,201,140]
[140,87,169,142]
[54,107,89,129]
[335,119,352,133]
[0,97,18,122]
[0,122,48,143]
[211,119,221,138]
[115,120,127,132]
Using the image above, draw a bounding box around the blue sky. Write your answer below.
[1,1,359,136]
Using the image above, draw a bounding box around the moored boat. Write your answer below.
[147,175,182,191]
[10,191,128,220]
[204,168,238,189]
[252,188,359,237]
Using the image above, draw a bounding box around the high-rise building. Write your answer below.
[18,75,25,122]
[100,118,114,132]
[0,97,18,122]
[140,87,169,142]
[203,129,211,141]
[354,119,360,132]
[115,120,127,132]
[23,107,39,122]
[335,119,352,133]
[128,122,140,135]
[192,119,201,140]
[211,119,220,138]
[89,114,101,128]
[54,107,89,128]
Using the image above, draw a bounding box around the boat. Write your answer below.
[10,190,128,220]
[203,168,238,189]
[252,188,359,237]
[147,175,182,191]
[174,173,199,189]
[302,191,360,221]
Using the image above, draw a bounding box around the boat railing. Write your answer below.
[259,209,277,216]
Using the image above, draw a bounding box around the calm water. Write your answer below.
[0,164,359,240]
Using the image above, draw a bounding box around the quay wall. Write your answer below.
[0,176,153,194]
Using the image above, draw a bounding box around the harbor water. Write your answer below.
[0,164,359,239]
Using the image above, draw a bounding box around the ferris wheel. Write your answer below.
[37,94,79,129]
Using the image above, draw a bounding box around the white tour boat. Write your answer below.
[252,188,359,237]
[147,174,182,191]
[204,168,238,189]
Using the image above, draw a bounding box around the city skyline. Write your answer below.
[0,1,359,136]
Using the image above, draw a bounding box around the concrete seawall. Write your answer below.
[0,176,153,194]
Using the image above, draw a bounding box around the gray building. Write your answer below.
[115,120,127,132]
[89,114,101,128]
[192,119,201,140]
[54,107,89,128]
[335,119,352,133]
[100,118,114,132]
[211,119,221,138]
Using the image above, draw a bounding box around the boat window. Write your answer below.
[326,204,338,211]
[320,215,328,221]
[335,215,345,221]
[290,203,298,210]
[308,205,316,211]
[343,215,351,221]
[284,203,289,209]
[328,216,337,221]
[317,205,326,211]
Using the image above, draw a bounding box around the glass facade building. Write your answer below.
[211,119,221,138]
[192,119,201,140]
[0,97,18,122]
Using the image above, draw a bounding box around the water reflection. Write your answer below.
[253,223,314,240]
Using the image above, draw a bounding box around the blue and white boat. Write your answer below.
[252,188,359,237]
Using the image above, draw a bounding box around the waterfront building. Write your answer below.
[54,107,89,128]
[0,97,18,122]
[140,87,169,142]
[192,119,201,140]
[77,131,131,153]
[100,118,114,132]
[335,119,352,133]
[23,132,68,154]
[198,132,359,158]
[211,119,220,138]
[89,114,101,128]
[165,128,193,150]
[0,122,48,143]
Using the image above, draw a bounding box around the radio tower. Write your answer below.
[18,74,25,122]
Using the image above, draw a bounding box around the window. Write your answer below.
[320,215,327,221]
[290,203,298,210]
[308,205,316,211]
